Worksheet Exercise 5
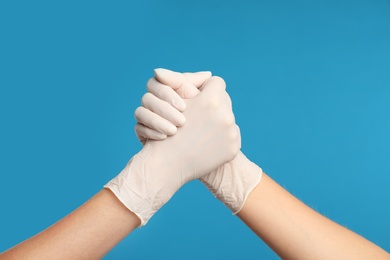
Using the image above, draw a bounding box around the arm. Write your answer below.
[136,68,389,259]
[1,74,238,259]
[0,189,140,259]
[238,173,390,259]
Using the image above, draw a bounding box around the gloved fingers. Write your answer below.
[135,123,167,144]
[183,71,212,89]
[141,92,186,127]
[154,68,200,99]
[134,106,177,136]
[146,78,186,112]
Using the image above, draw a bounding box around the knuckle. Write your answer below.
[224,113,235,126]
[216,110,235,126]
[224,93,232,106]
[211,76,226,90]
[228,126,239,140]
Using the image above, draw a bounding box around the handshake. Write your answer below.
[104,68,263,226]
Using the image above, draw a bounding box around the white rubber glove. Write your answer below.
[105,76,240,226]
[134,70,212,145]
[135,68,262,214]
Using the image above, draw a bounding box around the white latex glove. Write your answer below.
[105,76,240,226]
[135,70,212,145]
[135,68,262,214]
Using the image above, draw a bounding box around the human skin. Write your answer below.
[139,69,390,259]
[0,189,139,259]
[239,173,390,259]
[0,76,239,259]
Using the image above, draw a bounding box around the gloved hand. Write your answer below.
[135,70,211,145]
[105,75,240,226]
[135,68,262,214]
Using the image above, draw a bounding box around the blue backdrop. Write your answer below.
[1,1,389,259]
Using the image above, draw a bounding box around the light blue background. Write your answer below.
[1,1,389,258]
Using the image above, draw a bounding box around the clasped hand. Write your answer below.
[104,70,256,226]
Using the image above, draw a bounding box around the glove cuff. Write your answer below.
[104,150,177,227]
[200,151,262,214]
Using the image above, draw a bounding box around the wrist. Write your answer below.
[200,151,262,214]
[104,145,182,226]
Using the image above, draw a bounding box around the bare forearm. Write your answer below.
[238,173,389,260]
[1,189,140,260]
